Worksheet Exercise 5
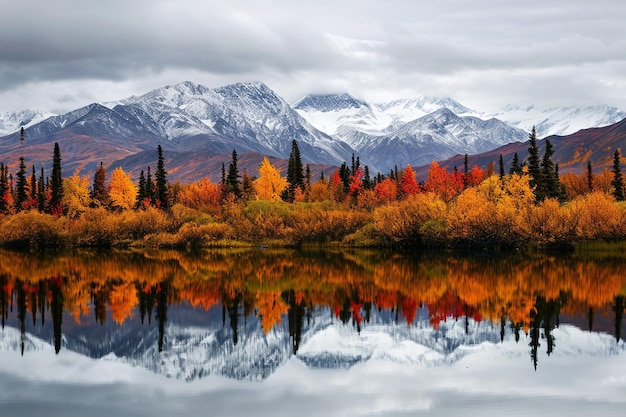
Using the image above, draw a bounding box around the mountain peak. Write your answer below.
[0,109,56,136]
[292,93,369,112]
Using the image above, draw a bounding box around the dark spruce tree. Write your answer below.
[50,142,63,215]
[611,149,624,201]
[14,156,27,211]
[540,139,563,201]
[339,162,351,193]
[146,166,155,202]
[155,145,169,209]
[305,164,311,190]
[91,162,110,208]
[29,165,37,203]
[136,169,147,207]
[226,149,241,198]
[363,165,372,190]
[38,166,46,212]
[526,126,542,199]
[285,140,304,201]
[499,154,505,180]
[509,152,522,175]
[587,160,593,193]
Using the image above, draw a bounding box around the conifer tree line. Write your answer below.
[0,143,170,215]
[0,126,625,218]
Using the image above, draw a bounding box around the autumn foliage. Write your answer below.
[2,143,626,250]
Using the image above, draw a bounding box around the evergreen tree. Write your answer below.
[50,142,63,214]
[91,162,110,208]
[611,149,624,201]
[339,162,351,194]
[509,152,522,175]
[38,167,46,212]
[527,126,541,195]
[29,165,37,203]
[286,140,304,201]
[155,145,169,209]
[15,156,27,211]
[499,154,505,180]
[587,160,593,193]
[226,149,241,198]
[146,166,155,202]
[363,165,372,190]
[540,139,562,201]
[305,164,311,190]
[136,169,147,206]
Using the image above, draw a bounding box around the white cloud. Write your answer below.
[0,0,625,113]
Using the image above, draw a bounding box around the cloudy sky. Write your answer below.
[1,0,626,114]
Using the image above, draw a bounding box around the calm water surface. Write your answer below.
[0,246,624,416]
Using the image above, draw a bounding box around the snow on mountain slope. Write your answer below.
[487,104,626,138]
[356,108,528,169]
[295,93,626,172]
[0,109,55,136]
[115,81,354,166]
[293,93,477,140]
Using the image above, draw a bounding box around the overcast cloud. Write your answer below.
[1,0,626,113]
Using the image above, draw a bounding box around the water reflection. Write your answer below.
[0,247,624,378]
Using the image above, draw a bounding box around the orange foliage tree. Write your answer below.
[399,165,420,198]
[177,178,222,212]
[424,161,463,201]
[374,177,397,204]
[108,167,137,211]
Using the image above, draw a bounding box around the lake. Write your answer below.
[0,246,624,416]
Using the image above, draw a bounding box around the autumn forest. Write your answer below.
[1,127,626,250]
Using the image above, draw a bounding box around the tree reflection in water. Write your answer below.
[0,246,624,371]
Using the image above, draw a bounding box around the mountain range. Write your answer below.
[0,81,624,181]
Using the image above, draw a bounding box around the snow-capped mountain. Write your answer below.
[0,81,357,180]
[2,82,624,180]
[293,93,478,140]
[295,93,626,170]
[487,104,626,138]
[0,109,55,136]
[331,107,527,170]
[114,81,354,166]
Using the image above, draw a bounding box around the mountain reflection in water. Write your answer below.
[0,246,624,379]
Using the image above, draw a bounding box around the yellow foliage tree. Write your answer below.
[62,171,92,219]
[254,157,287,202]
[109,167,137,211]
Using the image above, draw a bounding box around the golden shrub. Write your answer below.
[373,192,446,245]
[0,210,67,248]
